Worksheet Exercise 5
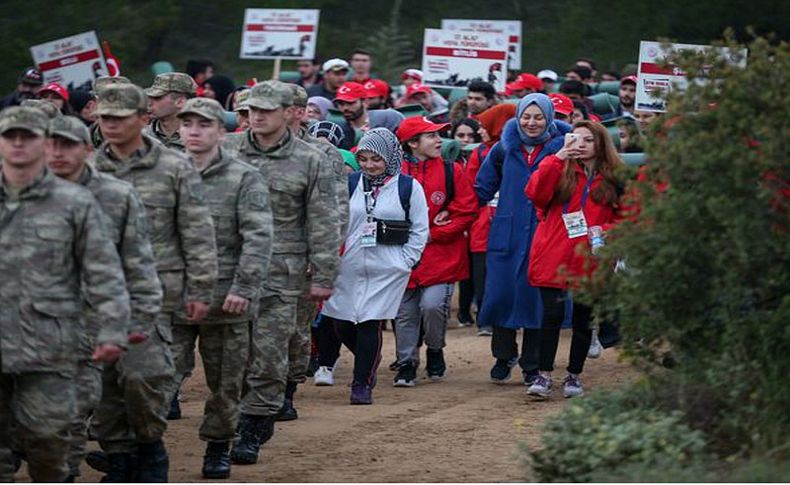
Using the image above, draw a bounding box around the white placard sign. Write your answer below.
[441,19,522,70]
[636,40,747,113]
[30,31,108,91]
[240,9,319,59]
[421,29,509,92]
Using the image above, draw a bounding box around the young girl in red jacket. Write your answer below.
[524,120,625,399]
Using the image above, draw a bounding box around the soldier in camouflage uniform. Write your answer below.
[234,88,251,132]
[90,83,219,482]
[0,107,130,482]
[267,84,349,421]
[89,76,132,149]
[44,115,164,481]
[170,97,273,478]
[143,73,197,151]
[20,99,61,119]
[222,81,342,465]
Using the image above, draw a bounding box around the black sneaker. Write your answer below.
[393,362,417,387]
[490,358,517,383]
[522,370,539,387]
[425,348,446,381]
[389,360,404,372]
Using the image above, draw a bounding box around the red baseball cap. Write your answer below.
[621,75,638,85]
[334,82,367,103]
[39,83,69,102]
[364,79,390,99]
[405,83,432,99]
[395,116,449,142]
[549,93,574,116]
[508,73,543,92]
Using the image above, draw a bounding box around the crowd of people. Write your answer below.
[0,49,651,482]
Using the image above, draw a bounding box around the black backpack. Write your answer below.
[348,172,414,220]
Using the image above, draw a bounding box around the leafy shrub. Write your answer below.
[526,387,708,482]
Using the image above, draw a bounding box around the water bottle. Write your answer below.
[588,225,605,255]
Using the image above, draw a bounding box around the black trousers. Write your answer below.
[316,315,342,367]
[322,317,383,387]
[537,288,593,375]
[490,325,540,375]
[458,251,488,322]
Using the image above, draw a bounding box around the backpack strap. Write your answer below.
[442,160,455,211]
[397,174,413,222]
[347,171,362,198]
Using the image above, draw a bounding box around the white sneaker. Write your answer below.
[588,330,602,359]
[313,366,335,386]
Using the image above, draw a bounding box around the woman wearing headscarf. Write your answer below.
[321,128,430,404]
[474,93,572,386]
[203,75,236,110]
[306,96,334,122]
[461,104,516,334]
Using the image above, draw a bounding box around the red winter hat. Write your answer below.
[510,73,543,92]
[39,83,69,102]
[549,93,574,116]
[621,75,638,86]
[395,116,449,142]
[405,83,432,99]
[364,79,390,99]
[334,82,367,102]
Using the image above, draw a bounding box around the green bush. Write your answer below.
[526,387,708,483]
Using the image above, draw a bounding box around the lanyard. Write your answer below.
[362,176,390,219]
[563,173,595,214]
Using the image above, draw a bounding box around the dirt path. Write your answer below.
[66,325,634,482]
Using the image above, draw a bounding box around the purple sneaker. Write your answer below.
[562,374,584,398]
[350,383,373,405]
[527,374,553,398]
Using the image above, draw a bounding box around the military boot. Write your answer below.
[202,441,231,479]
[230,414,275,465]
[166,393,181,420]
[99,453,137,483]
[275,381,299,421]
[136,440,169,483]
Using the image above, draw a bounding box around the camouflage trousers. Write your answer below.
[171,322,250,442]
[0,369,76,482]
[68,360,102,477]
[240,293,310,416]
[287,296,317,384]
[92,313,176,454]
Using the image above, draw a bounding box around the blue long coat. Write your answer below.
[474,118,571,329]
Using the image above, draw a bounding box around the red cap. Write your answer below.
[405,83,432,99]
[508,73,543,92]
[621,75,638,85]
[334,82,367,103]
[39,82,69,102]
[549,93,574,116]
[364,79,390,99]
[395,116,449,142]
[401,69,424,82]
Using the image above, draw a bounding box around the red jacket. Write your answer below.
[403,156,478,288]
[465,144,494,253]
[525,155,622,289]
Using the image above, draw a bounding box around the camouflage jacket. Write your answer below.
[0,167,130,373]
[297,127,350,239]
[93,135,218,310]
[78,163,162,335]
[223,128,341,294]
[143,119,185,151]
[191,149,273,323]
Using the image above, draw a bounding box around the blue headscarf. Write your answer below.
[516,93,557,146]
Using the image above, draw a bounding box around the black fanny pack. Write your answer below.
[375,218,411,245]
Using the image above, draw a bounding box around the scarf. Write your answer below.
[516,93,556,146]
[355,128,403,186]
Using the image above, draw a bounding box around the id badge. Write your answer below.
[562,211,588,239]
[360,221,377,247]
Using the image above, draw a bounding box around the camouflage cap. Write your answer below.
[20,99,61,119]
[0,106,49,136]
[93,75,132,94]
[234,89,250,112]
[95,84,148,117]
[47,115,91,144]
[246,80,293,110]
[290,84,308,107]
[177,97,226,124]
[145,72,197,97]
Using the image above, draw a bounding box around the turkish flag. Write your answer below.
[102,41,121,77]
